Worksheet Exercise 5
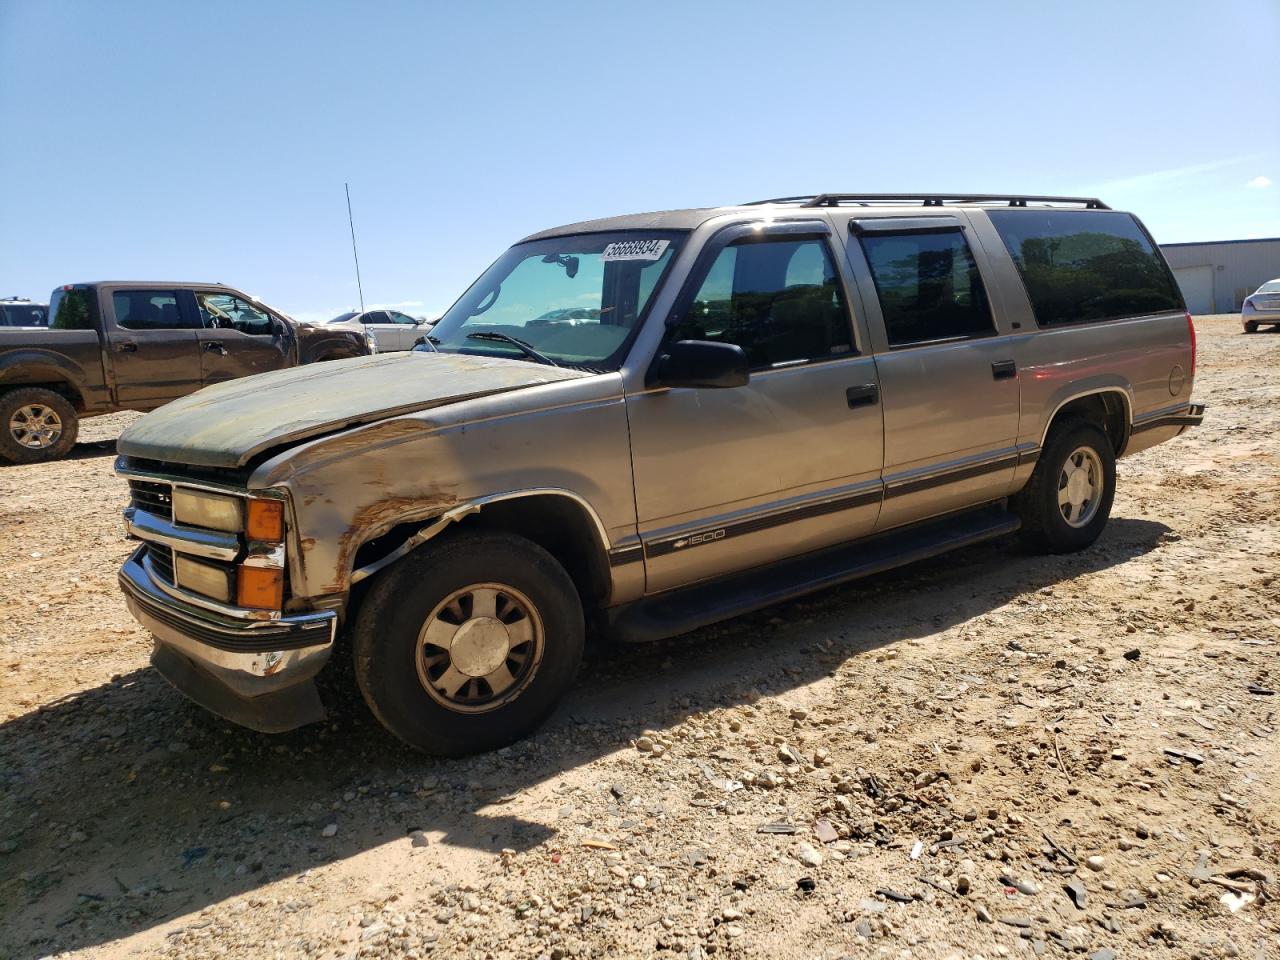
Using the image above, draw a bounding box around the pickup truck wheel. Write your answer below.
[352,532,584,756]
[0,388,79,464]
[1014,418,1115,554]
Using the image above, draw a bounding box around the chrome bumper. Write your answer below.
[119,548,336,731]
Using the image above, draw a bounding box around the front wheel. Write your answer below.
[352,531,584,756]
[0,387,79,465]
[1013,418,1116,554]
[1244,321,1259,334]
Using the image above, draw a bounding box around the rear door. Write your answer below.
[102,287,204,406]
[192,290,292,384]
[838,214,1022,530]
[626,220,884,593]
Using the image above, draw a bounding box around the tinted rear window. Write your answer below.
[988,210,1183,326]
[48,288,95,330]
[0,303,47,326]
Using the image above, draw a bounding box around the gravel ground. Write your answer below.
[0,315,1276,960]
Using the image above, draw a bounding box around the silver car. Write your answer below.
[328,308,432,351]
[114,192,1203,755]
[1242,278,1280,333]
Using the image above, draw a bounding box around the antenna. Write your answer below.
[344,182,365,312]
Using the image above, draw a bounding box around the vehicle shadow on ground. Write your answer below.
[64,439,119,460]
[0,517,1171,958]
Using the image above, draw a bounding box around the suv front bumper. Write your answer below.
[119,547,336,732]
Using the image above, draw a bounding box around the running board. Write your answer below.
[606,504,1020,644]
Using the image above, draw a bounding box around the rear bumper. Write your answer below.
[119,548,335,731]
[1243,311,1280,325]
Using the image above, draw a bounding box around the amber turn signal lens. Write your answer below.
[245,498,284,542]
[237,566,284,610]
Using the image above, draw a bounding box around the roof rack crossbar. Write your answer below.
[745,193,1110,210]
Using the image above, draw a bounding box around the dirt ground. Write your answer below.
[1,315,1276,960]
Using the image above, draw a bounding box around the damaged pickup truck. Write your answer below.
[0,281,372,463]
[115,194,1204,755]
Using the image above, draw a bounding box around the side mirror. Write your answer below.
[652,339,749,389]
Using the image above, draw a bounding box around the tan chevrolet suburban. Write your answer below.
[114,193,1204,755]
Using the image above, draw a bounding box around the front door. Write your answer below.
[841,215,1021,530]
[103,288,203,406]
[386,310,426,350]
[626,222,884,594]
[192,291,291,385]
[360,311,402,350]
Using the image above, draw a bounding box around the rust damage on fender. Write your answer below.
[324,491,460,594]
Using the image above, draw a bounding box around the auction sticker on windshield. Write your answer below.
[601,239,670,261]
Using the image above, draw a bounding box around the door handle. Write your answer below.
[846,383,879,409]
[204,341,228,356]
[991,360,1017,380]
[113,340,137,353]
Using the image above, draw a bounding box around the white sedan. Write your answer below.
[327,309,433,350]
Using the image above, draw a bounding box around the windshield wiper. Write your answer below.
[465,331,559,367]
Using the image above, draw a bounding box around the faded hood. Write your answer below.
[117,353,588,469]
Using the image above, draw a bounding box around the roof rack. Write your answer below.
[744,193,1110,210]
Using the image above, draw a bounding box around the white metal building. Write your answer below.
[1160,237,1280,314]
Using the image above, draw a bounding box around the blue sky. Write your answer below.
[2,0,1277,321]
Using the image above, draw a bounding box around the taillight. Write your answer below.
[1186,313,1197,377]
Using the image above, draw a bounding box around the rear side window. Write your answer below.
[0,303,47,326]
[988,210,1183,326]
[673,238,854,369]
[859,230,995,347]
[48,288,94,330]
[113,291,192,330]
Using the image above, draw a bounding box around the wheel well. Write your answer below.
[348,494,612,610]
[453,496,611,607]
[0,379,85,412]
[1047,392,1129,455]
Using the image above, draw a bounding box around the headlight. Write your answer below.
[173,489,242,532]
[174,555,234,603]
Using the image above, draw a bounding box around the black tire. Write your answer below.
[0,387,79,465]
[352,531,584,756]
[1244,321,1259,334]
[1013,418,1116,554]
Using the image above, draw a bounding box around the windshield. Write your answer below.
[427,231,684,371]
[1256,280,1280,294]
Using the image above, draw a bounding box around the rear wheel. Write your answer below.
[1013,418,1116,554]
[0,388,79,464]
[353,532,584,756]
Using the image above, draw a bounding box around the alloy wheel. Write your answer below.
[415,582,545,713]
[1057,446,1104,528]
[8,404,63,450]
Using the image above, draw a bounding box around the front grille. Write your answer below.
[147,544,176,585]
[129,480,173,519]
